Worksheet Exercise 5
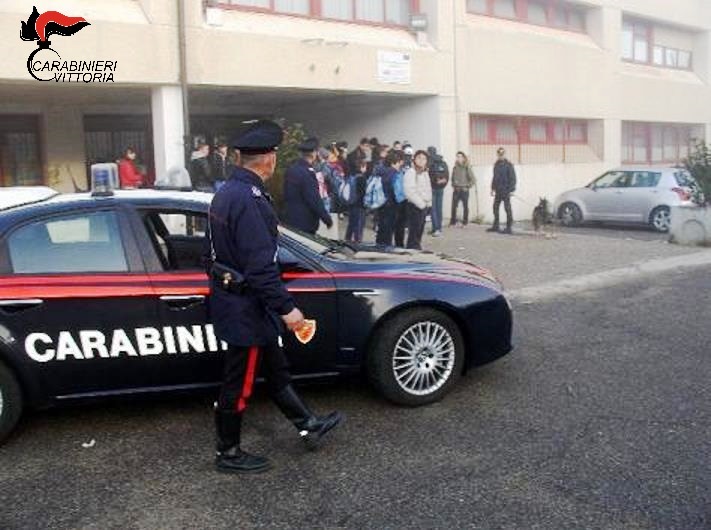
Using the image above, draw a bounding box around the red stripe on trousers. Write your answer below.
[236,346,259,413]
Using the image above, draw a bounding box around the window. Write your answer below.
[622,18,693,70]
[493,0,516,18]
[592,171,629,189]
[467,0,487,14]
[0,115,42,187]
[274,0,309,15]
[9,211,128,273]
[471,116,589,146]
[528,1,548,25]
[142,211,207,271]
[622,122,702,164]
[467,0,586,32]
[630,171,662,188]
[225,0,415,26]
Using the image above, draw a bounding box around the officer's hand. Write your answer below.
[282,307,305,331]
[326,218,334,229]
[490,190,495,197]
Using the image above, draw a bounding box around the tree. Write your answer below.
[684,140,711,207]
[267,120,307,215]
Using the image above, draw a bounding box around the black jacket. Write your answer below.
[429,155,449,190]
[283,158,333,234]
[210,153,232,181]
[492,159,517,195]
[190,156,212,191]
[207,167,295,346]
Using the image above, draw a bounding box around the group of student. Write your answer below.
[305,137,476,250]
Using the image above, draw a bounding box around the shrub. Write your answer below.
[683,140,711,206]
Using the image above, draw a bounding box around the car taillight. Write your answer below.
[672,187,691,201]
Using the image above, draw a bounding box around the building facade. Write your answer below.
[1,0,710,221]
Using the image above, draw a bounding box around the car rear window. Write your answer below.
[8,210,128,273]
[674,171,696,188]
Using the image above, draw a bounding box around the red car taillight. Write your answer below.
[672,187,691,201]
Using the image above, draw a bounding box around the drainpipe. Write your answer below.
[177,0,191,167]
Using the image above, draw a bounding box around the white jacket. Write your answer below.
[403,167,433,210]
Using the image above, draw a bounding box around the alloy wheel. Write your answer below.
[392,321,456,396]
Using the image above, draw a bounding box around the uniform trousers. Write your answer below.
[217,342,292,414]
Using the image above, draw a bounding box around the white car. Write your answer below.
[554,167,696,232]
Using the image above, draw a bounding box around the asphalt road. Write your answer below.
[1,267,710,529]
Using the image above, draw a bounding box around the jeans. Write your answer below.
[431,188,444,232]
[394,202,408,247]
[493,193,513,229]
[376,205,396,246]
[450,188,470,225]
[345,207,365,242]
[406,203,427,250]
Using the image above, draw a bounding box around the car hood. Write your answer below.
[330,246,503,291]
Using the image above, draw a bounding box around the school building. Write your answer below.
[1,0,710,220]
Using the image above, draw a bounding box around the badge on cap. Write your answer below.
[251,186,262,197]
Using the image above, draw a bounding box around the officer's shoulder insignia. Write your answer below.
[251,186,262,197]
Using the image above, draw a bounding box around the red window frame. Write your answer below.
[217,0,420,29]
[470,116,588,146]
[621,122,695,165]
[467,0,587,33]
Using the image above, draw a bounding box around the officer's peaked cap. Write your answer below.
[298,137,319,153]
[232,120,283,154]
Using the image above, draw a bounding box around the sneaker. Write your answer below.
[486,226,500,233]
[432,230,442,237]
[503,227,513,235]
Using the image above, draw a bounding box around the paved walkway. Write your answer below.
[339,219,710,291]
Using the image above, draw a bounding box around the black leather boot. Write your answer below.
[272,385,344,450]
[214,409,271,474]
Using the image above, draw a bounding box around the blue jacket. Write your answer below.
[207,167,295,346]
[283,158,332,234]
[374,164,398,207]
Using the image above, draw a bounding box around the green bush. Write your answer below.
[267,120,307,215]
[684,140,711,206]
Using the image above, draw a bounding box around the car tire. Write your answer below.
[559,202,583,227]
[0,361,23,444]
[649,206,671,233]
[368,308,465,407]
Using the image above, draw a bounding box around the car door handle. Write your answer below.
[0,298,44,313]
[159,295,205,309]
[351,290,381,297]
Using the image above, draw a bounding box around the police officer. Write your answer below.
[283,137,333,235]
[208,121,343,474]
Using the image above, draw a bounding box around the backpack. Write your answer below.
[393,169,406,204]
[338,175,359,207]
[430,157,447,176]
[363,174,386,210]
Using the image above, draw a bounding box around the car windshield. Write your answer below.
[278,226,353,258]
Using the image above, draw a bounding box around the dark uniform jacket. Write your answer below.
[208,167,295,346]
[492,159,517,196]
[283,158,332,234]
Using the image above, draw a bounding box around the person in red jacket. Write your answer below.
[118,147,145,189]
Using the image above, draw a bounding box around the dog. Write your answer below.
[532,197,553,232]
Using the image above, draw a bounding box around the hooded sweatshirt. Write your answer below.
[452,161,476,189]
[404,166,433,210]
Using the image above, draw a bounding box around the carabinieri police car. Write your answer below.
[0,186,513,443]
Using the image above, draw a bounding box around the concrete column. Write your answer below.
[587,5,622,55]
[604,119,622,168]
[151,85,186,182]
[43,106,87,193]
[694,31,711,84]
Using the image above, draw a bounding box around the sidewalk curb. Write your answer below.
[507,250,711,303]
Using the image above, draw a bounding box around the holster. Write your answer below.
[210,261,247,294]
